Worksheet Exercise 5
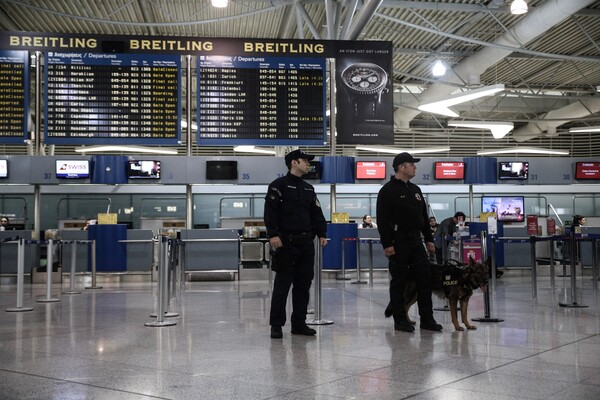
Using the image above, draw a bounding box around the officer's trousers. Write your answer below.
[269,238,315,327]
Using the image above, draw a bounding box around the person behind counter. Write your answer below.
[433,211,465,264]
[0,216,8,231]
[359,214,377,229]
[264,149,328,339]
[429,216,438,235]
[376,152,442,333]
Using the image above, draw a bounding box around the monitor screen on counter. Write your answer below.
[434,161,464,180]
[206,160,238,180]
[55,160,90,179]
[575,162,600,179]
[355,161,386,180]
[0,160,7,178]
[128,160,161,179]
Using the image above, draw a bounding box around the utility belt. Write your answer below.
[282,232,313,244]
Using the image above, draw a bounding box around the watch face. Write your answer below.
[341,63,388,95]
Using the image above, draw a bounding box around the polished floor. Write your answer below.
[1,269,599,400]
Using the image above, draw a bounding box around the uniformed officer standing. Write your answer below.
[377,152,442,333]
[264,149,328,339]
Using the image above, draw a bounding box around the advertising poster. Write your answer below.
[335,41,394,145]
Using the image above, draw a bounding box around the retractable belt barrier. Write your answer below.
[145,236,179,327]
[471,231,504,324]
[359,238,380,287]
[339,237,356,281]
[4,237,34,313]
[307,238,333,326]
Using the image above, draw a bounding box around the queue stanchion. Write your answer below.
[37,239,60,303]
[560,232,588,308]
[63,240,82,295]
[337,237,351,281]
[307,238,333,326]
[85,240,102,289]
[351,237,367,284]
[549,237,556,289]
[472,231,504,324]
[368,239,374,288]
[530,236,538,300]
[146,236,177,327]
[592,238,598,291]
[151,238,179,318]
[6,238,34,313]
[558,237,570,277]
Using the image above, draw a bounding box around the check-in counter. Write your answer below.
[181,228,239,271]
[0,230,34,275]
[357,228,387,269]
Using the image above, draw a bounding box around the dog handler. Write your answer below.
[376,152,443,332]
[265,149,328,339]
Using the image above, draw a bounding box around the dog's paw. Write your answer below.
[466,325,477,330]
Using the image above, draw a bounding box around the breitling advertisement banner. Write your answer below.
[335,41,394,145]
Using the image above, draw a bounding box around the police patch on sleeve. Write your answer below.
[315,198,322,208]
[415,193,422,201]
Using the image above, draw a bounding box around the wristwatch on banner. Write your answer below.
[340,62,389,119]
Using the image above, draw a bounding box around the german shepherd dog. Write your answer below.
[385,258,489,331]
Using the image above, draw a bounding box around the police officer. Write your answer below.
[377,152,442,332]
[265,149,328,339]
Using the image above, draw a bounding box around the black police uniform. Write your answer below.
[264,172,327,329]
[376,176,436,325]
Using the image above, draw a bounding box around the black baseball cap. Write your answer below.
[392,152,420,169]
[285,149,315,167]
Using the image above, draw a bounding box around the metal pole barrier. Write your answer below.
[85,240,102,289]
[307,238,333,326]
[472,231,504,323]
[592,238,598,291]
[368,239,374,288]
[63,241,82,295]
[351,237,366,284]
[178,239,185,293]
[530,236,538,300]
[559,232,588,308]
[550,237,556,289]
[165,239,179,317]
[151,238,179,318]
[37,239,60,303]
[558,237,570,277]
[6,238,34,312]
[441,234,448,264]
[146,236,177,327]
[337,238,350,280]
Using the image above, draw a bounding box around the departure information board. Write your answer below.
[197,55,326,145]
[0,51,28,144]
[45,52,181,144]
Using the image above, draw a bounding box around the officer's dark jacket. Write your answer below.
[376,176,433,249]
[264,172,327,239]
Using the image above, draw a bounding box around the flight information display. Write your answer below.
[197,55,326,145]
[45,52,181,144]
[0,50,28,144]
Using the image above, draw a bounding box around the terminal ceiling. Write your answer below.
[1,0,600,158]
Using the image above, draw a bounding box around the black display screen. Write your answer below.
[44,52,181,145]
[197,56,326,146]
[304,161,321,180]
[206,160,238,180]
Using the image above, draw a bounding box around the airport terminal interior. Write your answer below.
[2,1,600,399]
